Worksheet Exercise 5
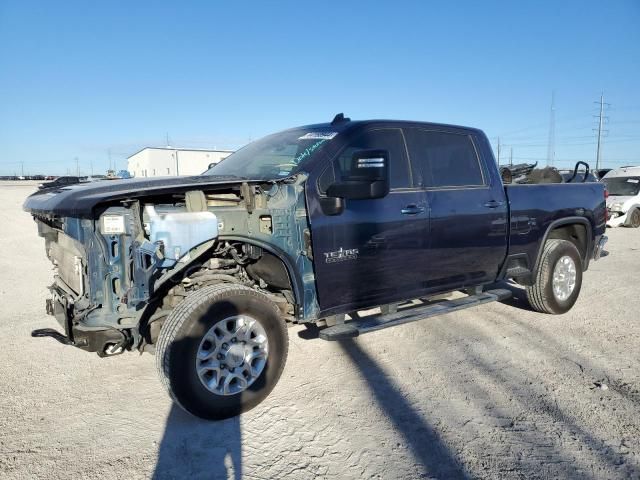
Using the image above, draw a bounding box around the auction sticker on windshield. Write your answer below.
[298,132,338,140]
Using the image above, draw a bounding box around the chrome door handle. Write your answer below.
[483,200,504,208]
[401,205,425,215]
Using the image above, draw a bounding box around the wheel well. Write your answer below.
[138,240,297,349]
[547,223,588,262]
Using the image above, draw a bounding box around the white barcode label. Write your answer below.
[102,215,125,234]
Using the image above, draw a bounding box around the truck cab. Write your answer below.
[306,121,509,316]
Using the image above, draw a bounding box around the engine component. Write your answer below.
[145,205,219,267]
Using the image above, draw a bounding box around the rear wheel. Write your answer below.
[526,239,583,314]
[627,208,640,228]
[156,284,288,420]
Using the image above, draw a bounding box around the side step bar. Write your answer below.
[319,288,512,341]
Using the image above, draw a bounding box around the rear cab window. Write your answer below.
[403,129,486,188]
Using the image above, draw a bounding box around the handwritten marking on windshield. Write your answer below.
[294,140,326,165]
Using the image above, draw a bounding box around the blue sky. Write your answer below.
[1,0,639,176]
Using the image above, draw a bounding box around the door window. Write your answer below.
[319,128,411,191]
[404,129,485,188]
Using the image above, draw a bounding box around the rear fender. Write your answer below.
[532,217,592,276]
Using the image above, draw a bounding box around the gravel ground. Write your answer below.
[0,182,639,479]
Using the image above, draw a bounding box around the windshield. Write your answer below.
[604,176,640,196]
[203,127,339,180]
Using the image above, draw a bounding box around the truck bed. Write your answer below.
[505,182,607,276]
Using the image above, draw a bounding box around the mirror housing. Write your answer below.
[326,149,390,200]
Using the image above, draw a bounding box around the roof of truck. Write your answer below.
[292,114,485,136]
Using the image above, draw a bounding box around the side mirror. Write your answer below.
[326,149,390,200]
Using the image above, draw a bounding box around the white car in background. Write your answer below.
[603,166,640,228]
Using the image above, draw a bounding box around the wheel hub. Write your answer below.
[224,343,246,369]
[552,255,577,301]
[196,315,268,396]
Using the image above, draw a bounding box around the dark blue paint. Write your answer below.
[505,183,606,270]
[304,121,605,318]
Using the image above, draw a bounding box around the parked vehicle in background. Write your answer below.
[594,168,612,180]
[37,176,82,190]
[24,115,608,420]
[84,175,108,183]
[603,166,640,227]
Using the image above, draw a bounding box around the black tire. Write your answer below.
[526,239,583,314]
[156,284,288,420]
[627,208,640,228]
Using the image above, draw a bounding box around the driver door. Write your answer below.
[306,128,431,316]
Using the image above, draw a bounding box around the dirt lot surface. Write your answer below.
[1,182,639,479]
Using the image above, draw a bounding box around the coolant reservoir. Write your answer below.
[145,205,218,267]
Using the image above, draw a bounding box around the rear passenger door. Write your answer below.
[403,128,508,290]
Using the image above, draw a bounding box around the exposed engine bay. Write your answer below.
[31,177,314,357]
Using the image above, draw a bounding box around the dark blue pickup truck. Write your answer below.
[24,115,607,419]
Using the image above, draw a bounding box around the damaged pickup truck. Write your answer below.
[25,115,608,420]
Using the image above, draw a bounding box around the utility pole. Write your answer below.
[547,91,555,167]
[90,159,94,176]
[510,147,513,166]
[75,157,79,177]
[594,92,609,171]
[20,161,24,178]
[496,137,501,165]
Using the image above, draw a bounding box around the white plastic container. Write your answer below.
[145,205,218,266]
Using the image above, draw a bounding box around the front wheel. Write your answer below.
[526,239,583,314]
[156,284,289,420]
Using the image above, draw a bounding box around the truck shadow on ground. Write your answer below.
[304,326,471,477]
[152,300,250,480]
[336,338,471,478]
[445,311,640,478]
[490,280,535,312]
[152,404,242,480]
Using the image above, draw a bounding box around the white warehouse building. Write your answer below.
[127,147,233,178]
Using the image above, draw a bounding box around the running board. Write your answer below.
[319,289,512,341]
